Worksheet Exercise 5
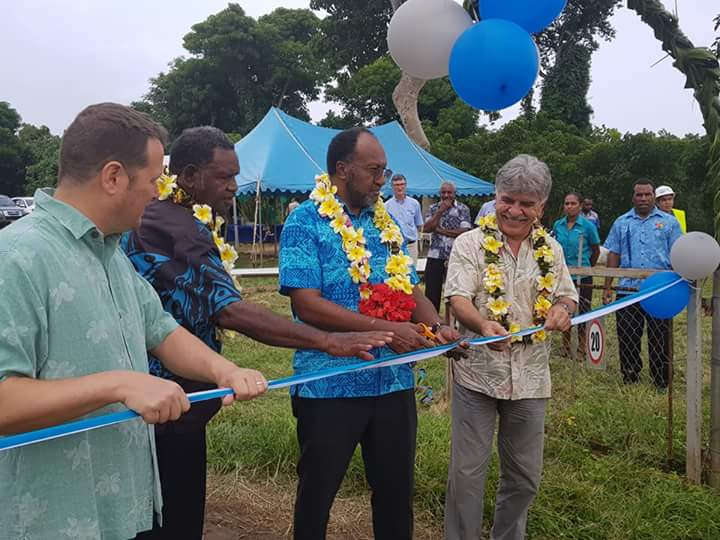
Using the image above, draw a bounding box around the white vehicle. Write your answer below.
[12,197,34,215]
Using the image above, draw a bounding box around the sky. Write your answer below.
[1,1,716,137]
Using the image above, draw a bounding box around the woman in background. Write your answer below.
[552,192,600,358]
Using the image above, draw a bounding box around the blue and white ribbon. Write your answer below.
[0,278,682,452]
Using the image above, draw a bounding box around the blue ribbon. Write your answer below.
[0,278,682,452]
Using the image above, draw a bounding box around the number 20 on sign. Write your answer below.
[585,319,606,370]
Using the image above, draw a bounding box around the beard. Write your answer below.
[346,172,376,209]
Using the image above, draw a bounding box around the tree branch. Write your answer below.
[627,0,720,233]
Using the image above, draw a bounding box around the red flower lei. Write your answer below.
[358,282,416,322]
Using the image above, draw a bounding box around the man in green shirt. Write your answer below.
[0,103,267,540]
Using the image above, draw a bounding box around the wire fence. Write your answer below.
[551,268,707,481]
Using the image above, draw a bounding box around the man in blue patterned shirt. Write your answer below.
[423,182,472,312]
[603,179,682,388]
[280,127,460,540]
[123,127,392,539]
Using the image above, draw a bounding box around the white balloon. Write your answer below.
[670,231,720,280]
[388,0,473,80]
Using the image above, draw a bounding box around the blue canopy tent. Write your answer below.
[234,108,494,196]
[231,108,493,262]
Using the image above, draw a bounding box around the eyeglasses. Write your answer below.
[346,163,388,180]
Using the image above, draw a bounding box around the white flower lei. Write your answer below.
[309,173,413,298]
[476,213,556,344]
[156,174,239,275]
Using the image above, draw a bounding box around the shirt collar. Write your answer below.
[629,207,663,220]
[34,188,121,247]
[335,196,376,219]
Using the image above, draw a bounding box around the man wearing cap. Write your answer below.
[655,185,687,233]
[384,174,424,264]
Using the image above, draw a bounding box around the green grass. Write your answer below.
[207,277,720,539]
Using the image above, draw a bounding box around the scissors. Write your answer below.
[418,323,441,343]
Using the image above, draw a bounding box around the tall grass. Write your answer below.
[207,277,720,539]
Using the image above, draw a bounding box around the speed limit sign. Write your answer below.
[585,319,606,370]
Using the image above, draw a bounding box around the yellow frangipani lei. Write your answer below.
[155,174,238,276]
[477,213,555,345]
[310,173,413,297]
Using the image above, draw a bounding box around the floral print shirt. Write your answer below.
[279,200,419,398]
[444,227,577,400]
[425,200,472,260]
[0,189,178,540]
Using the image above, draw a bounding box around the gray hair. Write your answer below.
[495,154,552,202]
[441,180,456,191]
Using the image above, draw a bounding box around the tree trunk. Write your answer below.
[389,0,430,149]
[392,72,430,149]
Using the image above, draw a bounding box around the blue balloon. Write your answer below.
[449,20,538,112]
[477,0,568,34]
[639,271,691,319]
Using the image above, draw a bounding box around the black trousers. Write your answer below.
[141,426,208,540]
[616,295,670,388]
[292,389,417,540]
[424,257,447,313]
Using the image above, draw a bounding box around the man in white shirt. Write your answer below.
[384,174,424,264]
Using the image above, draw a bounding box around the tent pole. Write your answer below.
[258,190,265,268]
[252,177,261,267]
[232,195,239,252]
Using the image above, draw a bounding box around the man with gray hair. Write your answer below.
[423,181,472,311]
[444,154,578,539]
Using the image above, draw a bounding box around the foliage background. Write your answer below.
[1,3,716,237]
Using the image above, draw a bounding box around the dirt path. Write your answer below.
[203,473,443,539]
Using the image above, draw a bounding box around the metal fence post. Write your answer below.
[687,283,703,484]
[711,270,720,488]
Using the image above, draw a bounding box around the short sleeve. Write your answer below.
[586,220,601,246]
[603,219,622,254]
[131,271,179,350]
[413,200,424,227]
[123,224,243,327]
[459,205,472,229]
[279,207,322,295]
[550,240,579,303]
[444,233,480,300]
[552,220,561,238]
[667,218,682,249]
[0,258,47,381]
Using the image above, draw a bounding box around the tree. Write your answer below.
[18,124,61,194]
[534,0,622,128]
[135,5,330,140]
[325,54,479,139]
[311,0,431,147]
[310,0,392,74]
[0,102,27,196]
[540,42,594,130]
[626,0,720,487]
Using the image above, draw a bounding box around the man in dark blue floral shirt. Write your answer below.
[123,127,392,540]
